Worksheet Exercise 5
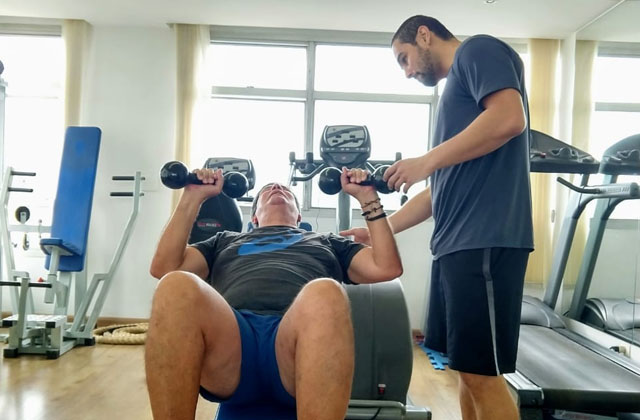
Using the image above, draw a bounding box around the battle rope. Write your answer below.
[92,323,148,345]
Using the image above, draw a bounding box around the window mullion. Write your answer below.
[314,91,433,104]
[595,102,640,112]
[302,41,316,210]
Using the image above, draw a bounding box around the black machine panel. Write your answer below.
[320,125,371,168]
[530,130,600,174]
[599,133,640,175]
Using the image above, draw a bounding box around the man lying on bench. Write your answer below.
[146,167,403,420]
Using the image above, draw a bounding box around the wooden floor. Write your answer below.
[0,329,461,420]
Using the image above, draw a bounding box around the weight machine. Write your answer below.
[0,126,144,358]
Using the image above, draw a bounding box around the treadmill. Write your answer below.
[504,130,640,419]
[566,134,640,345]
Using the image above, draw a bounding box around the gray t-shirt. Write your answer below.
[192,226,364,315]
[430,35,534,259]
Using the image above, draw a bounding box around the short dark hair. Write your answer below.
[392,15,455,45]
[251,183,301,226]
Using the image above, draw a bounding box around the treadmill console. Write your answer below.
[599,134,640,175]
[530,130,600,174]
[203,157,256,191]
[320,125,371,168]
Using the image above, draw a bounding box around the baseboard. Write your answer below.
[94,317,148,327]
[1,311,148,328]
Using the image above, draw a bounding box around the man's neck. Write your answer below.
[256,220,298,229]
[440,38,461,77]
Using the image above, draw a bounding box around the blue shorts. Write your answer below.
[199,309,296,407]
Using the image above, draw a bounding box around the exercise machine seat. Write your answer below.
[582,298,640,331]
[190,194,243,243]
[40,126,101,271]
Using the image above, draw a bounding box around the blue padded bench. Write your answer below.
[40,126,101,272]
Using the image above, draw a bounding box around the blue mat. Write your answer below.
[419,345,449,371]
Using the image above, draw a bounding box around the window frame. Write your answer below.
[0,22,62,178]
[594,42,640,113]
[590,42,640,220]
[208,25,439,210]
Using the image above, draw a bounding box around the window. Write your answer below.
[190,98,305,201]
[207,43,307,90]
[590,50,640,219]
[201,29,437,212]
[0,34,64,225]
[314,44,433,95]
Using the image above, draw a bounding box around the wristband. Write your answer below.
[361,205,383,217]
[366,212,387,222]
[362,197,381,208]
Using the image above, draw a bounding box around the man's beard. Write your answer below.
[415,48,438,87]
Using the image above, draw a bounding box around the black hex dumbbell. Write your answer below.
[318,166,393,195]
[160,161,249,199]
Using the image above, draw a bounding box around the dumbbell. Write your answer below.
[318,166,393,195]
[160,161,249,199]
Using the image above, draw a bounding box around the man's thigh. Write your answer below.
[274,278,352,398]
[195,278,242,398]
[435,248,528,375]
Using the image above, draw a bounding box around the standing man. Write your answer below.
[341,15,533,420]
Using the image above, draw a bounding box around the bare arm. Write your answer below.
[339,186,432,245]
[340,168,403,284]
[387,186,432,234]
[149,169,223,280]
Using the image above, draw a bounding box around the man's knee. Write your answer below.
[152,271,208,311]
[459,371,503,391]
[297,278,351,320]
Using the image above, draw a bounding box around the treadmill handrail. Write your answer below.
[557,177,640,199]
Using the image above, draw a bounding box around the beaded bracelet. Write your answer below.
[366,212,387,222]
[361,205,383,217]
[362,197,381,208]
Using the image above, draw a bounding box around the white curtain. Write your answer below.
[172,24,210,209]
[564,40,598,285]
[526,38,560,284]
[62,19,92,127]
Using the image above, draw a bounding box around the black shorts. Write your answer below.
[425,247,529,376]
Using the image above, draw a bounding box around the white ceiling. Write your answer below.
[578,0,640,42]
[0,0,637,41]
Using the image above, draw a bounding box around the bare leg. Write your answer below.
[275,278,354,420]
[145,271,242,420]
[459,375,477,420]
[458,372,519,420]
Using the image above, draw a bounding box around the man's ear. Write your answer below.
[252,215,259,227]
[416,25,431,46]
[297,213,302,224]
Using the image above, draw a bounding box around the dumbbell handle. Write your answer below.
[160,161,248,199]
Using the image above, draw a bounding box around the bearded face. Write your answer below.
[414,45,439,87]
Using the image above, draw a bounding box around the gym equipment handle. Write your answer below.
[11,170,36,177]
[113,175,146,181]
[556,177,602,194]
[110,192,145,197]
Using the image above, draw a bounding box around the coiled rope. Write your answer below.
[93,323,149,345]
